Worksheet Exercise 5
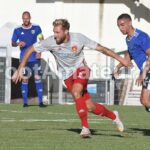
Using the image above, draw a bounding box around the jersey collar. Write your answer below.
[126,28,138,41]
[22,24,32,29]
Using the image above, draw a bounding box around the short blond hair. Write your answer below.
[53,19,70,30]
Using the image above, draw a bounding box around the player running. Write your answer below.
[113,13,150,112]
[11,11,44,107]
[12,19,131,137]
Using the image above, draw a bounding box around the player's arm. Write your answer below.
[11,29,19,47]
[116,52,132,68]
[136,48,150,86]
[20,46,35,67]
[12,41,19,47]
[113,52,132,77]
[11,30,26,48]
[36,33,44,59]
[95,44,132,67]
[12,46,35,84]
[12,41,26,48]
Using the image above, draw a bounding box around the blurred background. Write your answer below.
[0,0,149,106]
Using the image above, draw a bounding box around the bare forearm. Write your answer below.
[103,47,123,62]
[18,46,35,69]
[116,63,124,69]
[115,54,131,69]
[96,44,125,64]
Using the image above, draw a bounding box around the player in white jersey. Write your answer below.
[12,19,131,138]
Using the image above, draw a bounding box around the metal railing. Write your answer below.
[0,46,11,104]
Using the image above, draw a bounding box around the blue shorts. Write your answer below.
[22,60,42,77]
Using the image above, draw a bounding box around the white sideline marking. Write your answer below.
[0,109,109,119]
[0,118,108,124]
[0,109,76,116]
[0,118,141,126]
[0,109,110,123]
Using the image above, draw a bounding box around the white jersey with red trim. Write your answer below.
[33,32,97,79]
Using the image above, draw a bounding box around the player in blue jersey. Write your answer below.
[113,13,150,112]
[11,11,45,107]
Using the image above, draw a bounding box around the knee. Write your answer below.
[72,90,82,99]
[86,102,95,112]
[34,75,41,80]
[87,105,94,112]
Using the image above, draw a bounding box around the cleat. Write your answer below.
[113,111,124,132]
[23,103,28,107]
[39,102,46,107]
[80,127,91,138]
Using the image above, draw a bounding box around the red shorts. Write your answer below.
[64,66,90,94]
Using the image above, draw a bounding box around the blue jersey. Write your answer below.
[12,24,42,62]
[126,29,150,72]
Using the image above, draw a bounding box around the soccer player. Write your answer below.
[12,19,131,137]
[11,11,45,107]
[113,13,150,112]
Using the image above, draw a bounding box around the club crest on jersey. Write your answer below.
[71,45,78,52]
[31,30,35,34]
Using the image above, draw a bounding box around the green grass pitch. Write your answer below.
[0,104,149,150]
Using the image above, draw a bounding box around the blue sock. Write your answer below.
[21,82,28,104]
[145,106,150,112]
[35,80,43,104]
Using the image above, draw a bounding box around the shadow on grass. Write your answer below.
[128,128,150,136]
[67,128,124,138]
[22,104,48,108]
[67,128,96,134]
[24,128,45,131]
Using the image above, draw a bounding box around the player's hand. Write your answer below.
[135,74,145,86]
[12,69,22,84]
[18,41,26,48]
[120,58,133,67]
[112,67,120,79]
[36,52,41,59]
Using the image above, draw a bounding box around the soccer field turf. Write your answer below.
[0,104,149,150]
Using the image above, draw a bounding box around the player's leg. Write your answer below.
[21,64,31,107]
[86,98,116,120]
[72,67,92,137]
[71,80,122,135]
[75,67,124,132]
[32,61,44,107]
[71,83,89,127]
[71,83,90,137]
[141,70,150,112]
[140,90,150,112]
[85,97,124,132]
[64,74,90,137]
